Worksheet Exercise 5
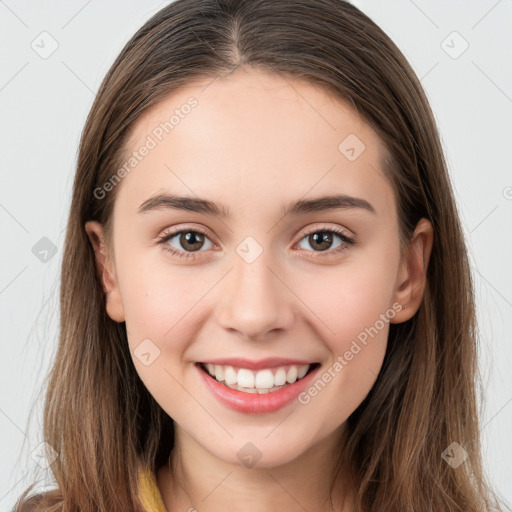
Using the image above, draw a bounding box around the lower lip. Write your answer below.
[196,363,320,414]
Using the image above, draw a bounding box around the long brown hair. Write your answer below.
[14,0,505,510]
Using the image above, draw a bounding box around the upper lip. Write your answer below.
[199,357,317,370]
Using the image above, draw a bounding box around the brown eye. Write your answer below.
[306,231,335,251]
[158,228,214,257]
[296,227,356,257]
[178,231,206,252]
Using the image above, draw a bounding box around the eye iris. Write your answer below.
[181,231,204,251]
[310,232,333,251]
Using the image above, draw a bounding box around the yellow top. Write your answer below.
[137,466,168,512]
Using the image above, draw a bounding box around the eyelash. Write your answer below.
[156,225,356,260]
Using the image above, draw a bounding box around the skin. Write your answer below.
[86,67,433,512]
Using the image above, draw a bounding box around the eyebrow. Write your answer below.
[137,192,375,218]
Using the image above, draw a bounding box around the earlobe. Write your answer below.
[84,221,125,323]
[390,218,434,323]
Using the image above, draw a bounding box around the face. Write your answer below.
[86,67,431,469]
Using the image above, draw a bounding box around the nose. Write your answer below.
[216,250,296,341]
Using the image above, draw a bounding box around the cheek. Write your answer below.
[295,271,393,433]
[302,252,399,345]
[117,260,208,409]
[296,247,399,404]
[118,250,210,335]
[116,254,213,390]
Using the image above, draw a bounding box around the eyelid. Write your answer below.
[156,224,217,245]
[298,223,355,240]
[292,224,356,257]
[156,222,356,258]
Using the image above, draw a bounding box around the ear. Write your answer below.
[84,221,125,323]
[390,218,434,323]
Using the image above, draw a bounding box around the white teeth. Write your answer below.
[274,367,287,386]
[224,366,237,385]
[224,382,289,393]
[297,364,309,379]
[286,366,298,383]
[214,365,224,382]
[254,369,274,389]
[203,362,313,392]
[237,368,255,388]
[240,386,258,394]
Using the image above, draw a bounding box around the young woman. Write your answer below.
[14,0,506,511]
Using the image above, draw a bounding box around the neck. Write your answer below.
[156,425,355,512]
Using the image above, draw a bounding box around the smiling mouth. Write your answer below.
[197,362,320,394]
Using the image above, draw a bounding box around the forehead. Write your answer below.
[116,67,394,220]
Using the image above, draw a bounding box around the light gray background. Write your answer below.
[1,1,511,510]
